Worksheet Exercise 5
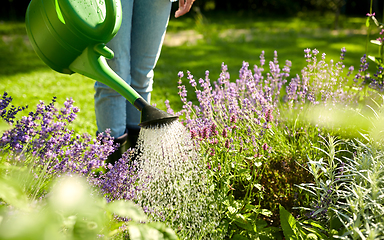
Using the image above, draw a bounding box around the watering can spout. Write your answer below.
[134,98,179,127]
[69,43,178,127]
[69,43,140,104]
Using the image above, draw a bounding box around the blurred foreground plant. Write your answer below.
[0,93,181,239]
[0,173,178,240]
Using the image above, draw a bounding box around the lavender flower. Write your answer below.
[0,96,115,177]
[304,48,311,62]
[340,47,346,61]
[287,48,365,108]
[260,50,265,66]
[187,70,196,87]
[92,151,142,202]
[0,92,27,124]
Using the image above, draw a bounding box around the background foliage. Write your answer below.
[1,0,383,21]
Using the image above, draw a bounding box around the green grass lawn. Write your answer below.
[0,12,379,135]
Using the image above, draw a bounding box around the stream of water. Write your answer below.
[135,121,221,239]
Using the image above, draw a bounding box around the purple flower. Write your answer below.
[210,123,218,136]
[222,128,228,138]
[230,115,237,123]
[187,70,197,87]
[260,51,265,66]
[210,148,215,156]
[340,47,346,60]
[207,162,211,169]
[304,49,312,62]
[92,152,143,202]
[347,66,354,77]
[262,143,268,151]
[224,139,230,149]
[202,127,209,139]
[0,96,115,178]
[0,92,27,124]
[265,108,273,122]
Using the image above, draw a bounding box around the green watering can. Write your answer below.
[25,0,178,127]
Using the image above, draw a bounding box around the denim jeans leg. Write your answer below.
[126,0,172,129]
[94,0,171,137]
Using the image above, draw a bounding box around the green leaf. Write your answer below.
[238,168,250,176]
[254,219,268,229]
[246,174,252,181]
[370,40,383,46]
[244,204,258,212]
[147,222,179,240]
[259,209,273,217]
[244,204,272,217]
[368,55,377,62]
[0,176,29,210]
[254,162,262,168]
[305,233,318,240]
[372,16,380,26]
[232,234,250,240]
[254,183,263,191]
[127,222,179,240]
[366,17,370,27]
[234,213,254,231]
[257,227,284,240]
[301,220,325,231]
[228,206,237,214]
[279,205,296,240]
[128,223,156,240]
[107,200,147,222]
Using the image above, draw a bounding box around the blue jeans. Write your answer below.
[94,0,172,138]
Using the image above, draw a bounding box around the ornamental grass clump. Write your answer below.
[298,135,384,239]
[296,100,384,239]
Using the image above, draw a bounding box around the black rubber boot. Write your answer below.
[106,132,129,165]
[126,125,141,149]
[126,125,142,162]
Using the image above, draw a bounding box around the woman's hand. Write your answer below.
[175,0,195,18]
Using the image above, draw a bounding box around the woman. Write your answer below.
[94,0,195,162]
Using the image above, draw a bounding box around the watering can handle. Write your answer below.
[58,0,122,42]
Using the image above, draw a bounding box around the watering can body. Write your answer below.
[25,0,178,127]
[26,0,121,74]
